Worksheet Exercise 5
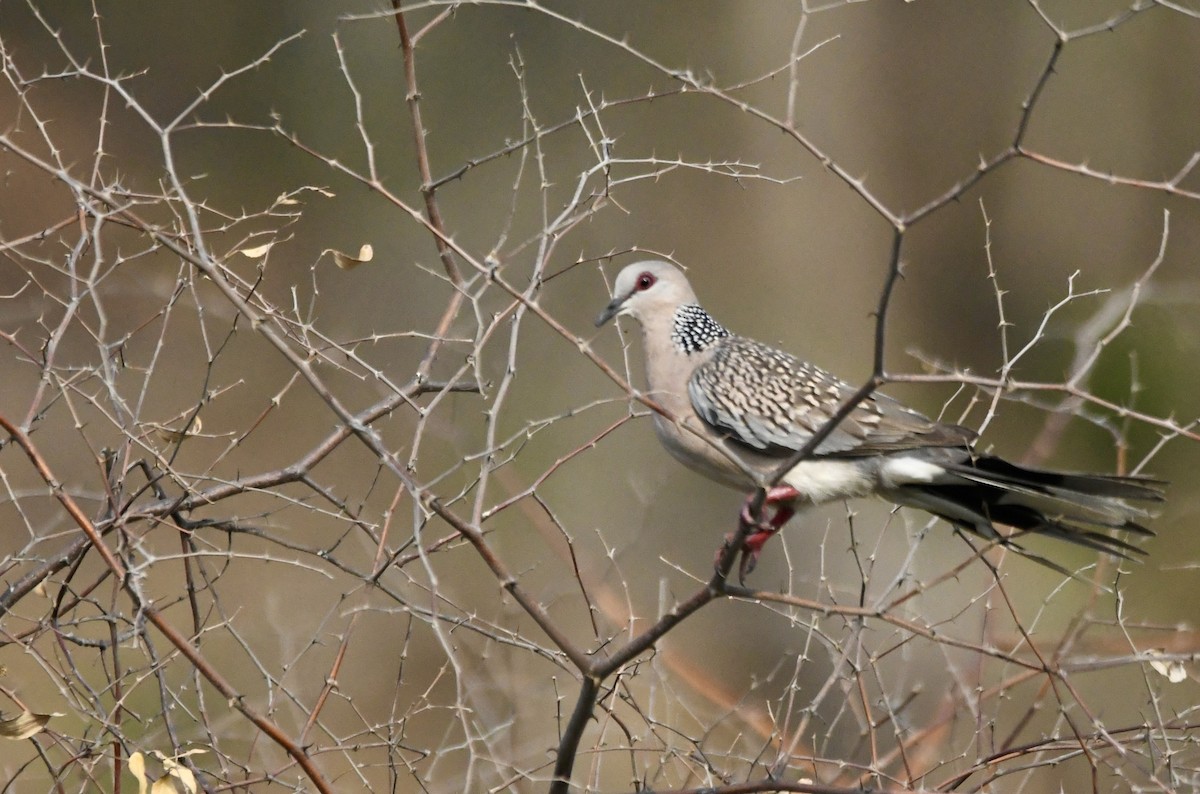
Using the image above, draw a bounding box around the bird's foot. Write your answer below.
[718,486,801,583]
[735,526,777,582]
[736,485,800,530]
[738,502,775,533]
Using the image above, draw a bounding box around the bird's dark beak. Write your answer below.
[595,296,625,327]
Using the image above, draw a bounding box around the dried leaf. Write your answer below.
[161,751,202,793]
[328,244,374,270]
[153,418,202,444]
[239,242,274,259]
[1147,649,1188,683]
[0,711,51,740]
[275,186,334,206]
[129,752,149,794]
[150,777,181,794]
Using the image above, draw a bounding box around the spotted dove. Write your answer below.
[595,260,1164,581]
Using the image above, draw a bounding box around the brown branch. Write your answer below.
[392,2,467,385]
[0,412,333,794]
[548,675,600,794]
[643,781,934,794]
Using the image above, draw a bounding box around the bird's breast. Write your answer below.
[651,412,756,490]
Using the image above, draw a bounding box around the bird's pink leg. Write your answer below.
[718,485,801,582]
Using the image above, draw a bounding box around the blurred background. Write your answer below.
[1,1,1198,791]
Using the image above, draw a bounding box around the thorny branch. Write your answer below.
[0,3,1196,793]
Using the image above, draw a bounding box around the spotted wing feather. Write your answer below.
[687,336,973,457]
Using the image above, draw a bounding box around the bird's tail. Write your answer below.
[897,456,1166,573]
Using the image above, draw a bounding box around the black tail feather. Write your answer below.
[962,456,1166,502]
[898,456,1165,565]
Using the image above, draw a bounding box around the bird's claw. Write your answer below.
[717,486,801,582]
[739,502,775,533]
[715,526,778,584]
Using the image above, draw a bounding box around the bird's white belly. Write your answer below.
[782,459,875,503]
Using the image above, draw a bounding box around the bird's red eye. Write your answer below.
[636,272,656,291]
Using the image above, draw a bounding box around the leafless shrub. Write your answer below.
[1,3,1198,792]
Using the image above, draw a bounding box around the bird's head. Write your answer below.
[595,261,698,328]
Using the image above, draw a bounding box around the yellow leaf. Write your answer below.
[239,242,274,259]
[273,186,334,207]
[150,775,180,794]
[162,754,201,793]
[129,751,149,794]
[0,711,50,740]
[1147,649,1188,684]
[153,418,202,443]
[327,244,374,270]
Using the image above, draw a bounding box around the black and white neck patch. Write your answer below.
[671,304,729,354]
